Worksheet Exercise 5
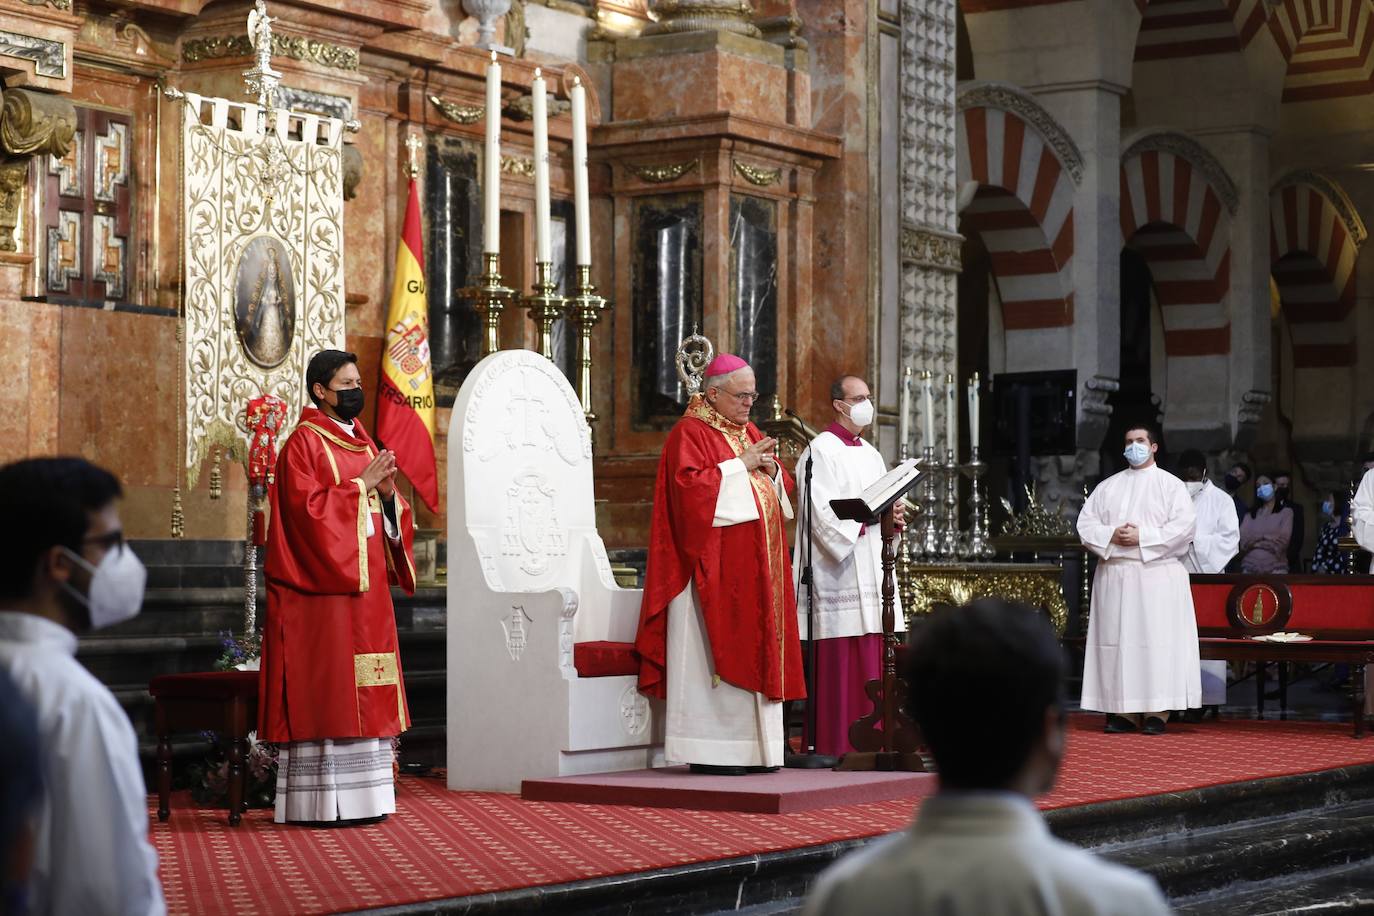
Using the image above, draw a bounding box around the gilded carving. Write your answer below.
[957,82,1084,185]
[504,93,570,121]
[1122,131,1239,214]
[644,0,762,37]
[501,154,535,177]
[628,160,697,183]
[732,159,781,186]
[0,160,27,252]
[1272,170,1368,248]
[899,224,962,272]
[182,33,360,72]
[902,563,1069,635]
[429,95,484,125]
[998,484,1075,539]
[22,0,72,9]
[0,88,76,159]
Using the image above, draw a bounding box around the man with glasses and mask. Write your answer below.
[258,349,419,825]
[791,375,905,756]
[0,457,165,915]
[636,353,806,775]
[1078,424,1200,736]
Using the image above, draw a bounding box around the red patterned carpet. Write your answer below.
[153,715,1374,915]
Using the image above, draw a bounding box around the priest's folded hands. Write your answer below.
[740,436,778,476]
[1111,523,1140,547]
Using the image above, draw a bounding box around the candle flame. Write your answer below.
[573,75,582,86]
[490,49,497,62]
[534,67,543,78]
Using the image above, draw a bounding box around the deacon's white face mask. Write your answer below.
[844,398,875,429]
[1124,442,1152,467]
[1185,480,1205,498]
[61,543,147,630]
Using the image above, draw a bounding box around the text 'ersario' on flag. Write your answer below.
[376,177,438,512]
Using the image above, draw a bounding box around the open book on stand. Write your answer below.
[829,458,922,525]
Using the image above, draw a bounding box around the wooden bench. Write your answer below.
[1191,574,1374,737]
[148,671,260,826]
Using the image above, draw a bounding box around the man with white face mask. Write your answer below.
[1176,449,1238,715]
[0,457,165,916]
[792,375,905,756]
[1078,425,1200,735]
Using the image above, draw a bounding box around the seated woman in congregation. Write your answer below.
[1237,474,1294,574]
[1311,490,1354,575]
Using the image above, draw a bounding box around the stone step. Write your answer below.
[1172,856,1374,914]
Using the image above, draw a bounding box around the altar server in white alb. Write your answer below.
[1078,425,1200,735]
[1346,460,1374,714]
[793,375,904,756]
[1176,449,1239,712]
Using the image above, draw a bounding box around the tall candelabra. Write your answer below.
[918,446,941,560]
[460,252,514,356]
[895,431,917,607]
[523,261,567,361]
[962,447,995,559]
[567,265,609,429]
[938,449,960,560]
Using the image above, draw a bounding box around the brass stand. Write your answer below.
[567,264,609,428]
[523,260,567,361]
[460,252,514,357]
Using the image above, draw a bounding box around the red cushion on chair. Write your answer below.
[149,671,260,699]
[574,641,640,678]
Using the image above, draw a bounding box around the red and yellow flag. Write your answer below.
[377,179,438,511]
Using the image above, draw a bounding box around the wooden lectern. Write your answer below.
[829,459,926,772]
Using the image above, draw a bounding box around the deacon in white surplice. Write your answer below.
[1078,425,1200,736]
[1176,449,1239,711]
[793,375,904,756]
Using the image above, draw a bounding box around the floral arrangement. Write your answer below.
[186,730,279,809]
[214,630,261,671]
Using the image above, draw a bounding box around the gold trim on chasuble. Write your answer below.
[684,396,789,696]
[301,424,374,594]
[354,652,408,730]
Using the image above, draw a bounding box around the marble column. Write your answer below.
[898,0,960,457]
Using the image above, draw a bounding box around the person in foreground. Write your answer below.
[1078,425,1200,735]
[635,353,805,775]
[0,457,165,915]
[803,599,1171,916]
[259,349,418,825]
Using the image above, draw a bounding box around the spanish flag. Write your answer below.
[377,178,438,511]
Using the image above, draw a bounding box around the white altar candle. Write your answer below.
[968,373,981,450]
[945,374,956,454]
[483,51,501,255]
[898,366,912,454]
[920,371,934,450]
[532,68,552,264]
[570,77,591,267]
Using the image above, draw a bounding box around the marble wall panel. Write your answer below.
[729,194,779,399]
[630,192,703,428]
[426,135,481,396]
[612,50,789,124]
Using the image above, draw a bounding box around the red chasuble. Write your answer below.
[257,407,417,743]
[635,397,806,703]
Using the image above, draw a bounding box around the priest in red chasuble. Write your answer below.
[258,349,417,825]
[636,354,806,775]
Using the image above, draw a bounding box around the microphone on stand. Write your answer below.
[786,422,840,769]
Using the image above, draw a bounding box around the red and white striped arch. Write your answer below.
[1120,138,1235,358]
[957,104,1076,333]
[1270,0,1374,102]
[1135,0,1268,60]
[1270,176,1365,366]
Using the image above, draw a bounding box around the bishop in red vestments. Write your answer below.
[258,350,418,824]
[636,354,805,774]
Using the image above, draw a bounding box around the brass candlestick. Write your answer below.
[918,446,941,561]
[962,448,995,559]
[938,448,961,561]
[523,260,567,361]
[567,264,610,428]
[460,252,514,356]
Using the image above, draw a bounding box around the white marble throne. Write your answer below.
[446,350,661,791]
